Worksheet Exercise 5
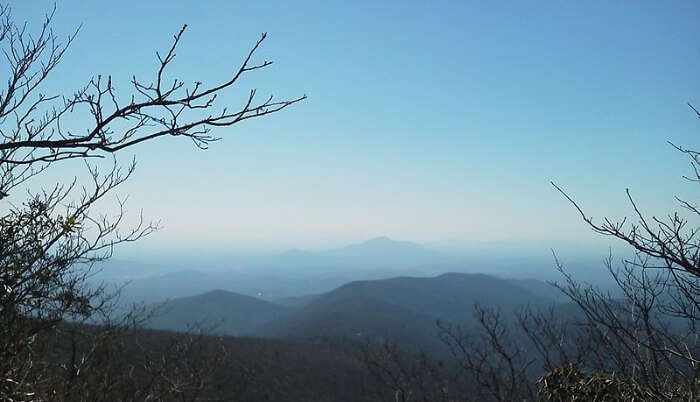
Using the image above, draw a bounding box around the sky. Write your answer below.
[9,1,700,257]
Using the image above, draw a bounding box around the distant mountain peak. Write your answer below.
[316,236,437,268]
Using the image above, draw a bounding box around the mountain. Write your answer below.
[311,272,552,320]
[253,236,453,274]
[108,237,593,304]
[324,236,443,267]
[259,294,444,352]
[259,272,558,353]
[146,289,289,335]
[138,271,567,356]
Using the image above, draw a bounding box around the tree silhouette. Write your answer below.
[0,4,304,400]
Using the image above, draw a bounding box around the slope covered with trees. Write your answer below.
[146,289,289,335]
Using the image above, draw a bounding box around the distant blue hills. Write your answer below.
[103,236,604,305]
[145,271,570,354]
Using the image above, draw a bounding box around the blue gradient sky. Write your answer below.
[11,1,700,254]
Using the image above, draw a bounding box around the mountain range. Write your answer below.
[145,271,565,354]
[111,236,596,304]
[113,237,460,302]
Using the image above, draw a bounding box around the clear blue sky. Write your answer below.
[11,1,700,254]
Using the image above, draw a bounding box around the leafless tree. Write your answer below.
[437,306,536,402]
[358,306,537,402]
[528,104,700,400]
[0,3,304,400]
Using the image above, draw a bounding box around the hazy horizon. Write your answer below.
[120,234,616,255]
[10,1,700,259]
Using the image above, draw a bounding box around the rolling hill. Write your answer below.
[258,272,558,352]
[146,289,289,335]
[143,272,563,354]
